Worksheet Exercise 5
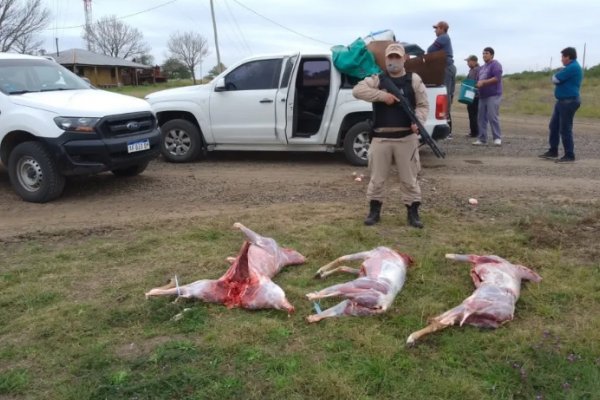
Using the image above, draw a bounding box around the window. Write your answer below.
[279,56,297,89]
[224,59,282,91]
[301,60,330,87]
[0,59,89,94]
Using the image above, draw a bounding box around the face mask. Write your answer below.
[386,60,404,74]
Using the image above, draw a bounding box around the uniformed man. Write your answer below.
[352,43,429,228]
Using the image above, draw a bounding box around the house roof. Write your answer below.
[47,48,151,69]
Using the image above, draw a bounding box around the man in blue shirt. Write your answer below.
[539,47,583,163]
[428,21,456,136]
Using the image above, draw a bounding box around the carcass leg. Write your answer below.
[306,279,373,302]
[307,299,377,323]
[307,300,352,323]
[314,251,371,278]
[406,320,450,345]
[318,266,360,279]
[145,278,176,298]
[233,222,261,243]
[406,303,468,344]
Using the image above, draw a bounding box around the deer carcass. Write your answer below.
[145,223,305,314]
[306,247,412,323]
[406,253,542,344]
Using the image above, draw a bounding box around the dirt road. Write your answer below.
[1,111,599,240]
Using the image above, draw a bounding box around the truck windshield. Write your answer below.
[0,59,90,95]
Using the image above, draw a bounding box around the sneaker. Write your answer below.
[538,151,558,159]
[445,134,453,140]
[493,139,502,146]
[555,156,575,163]
[472,140,486,146]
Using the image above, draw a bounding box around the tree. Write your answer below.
[135,53,155,66]
[161,57,191,80]
[0,0,50,52]
[205,63,227,81]
[83,15,150,59]
[12,32,44,55]
[167,31,209,84]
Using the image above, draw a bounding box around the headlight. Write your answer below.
[54,117,100,133]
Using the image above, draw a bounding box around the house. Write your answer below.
[47,48,153,88]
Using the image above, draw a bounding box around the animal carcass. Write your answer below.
[145,222,305,314]
[406,253,542,344]
[306,247,412,323]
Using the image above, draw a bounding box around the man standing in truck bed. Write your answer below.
[352,43,429,229]
[428,21,456,135]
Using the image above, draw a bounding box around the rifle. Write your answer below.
[378,74,446,159]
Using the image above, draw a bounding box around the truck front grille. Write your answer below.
[97,112,156,137]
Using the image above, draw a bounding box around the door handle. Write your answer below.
[259,98,274,103]
[280,98,286,102]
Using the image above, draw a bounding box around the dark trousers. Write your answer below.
[467,97,479,136]
[548,97,581,158]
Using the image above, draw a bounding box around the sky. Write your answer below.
[40,0,599,77]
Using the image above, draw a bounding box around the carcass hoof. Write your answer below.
[306,315,320,324]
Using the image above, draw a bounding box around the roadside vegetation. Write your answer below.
[1,199,599,399]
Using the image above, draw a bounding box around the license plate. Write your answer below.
[127,139,150,153]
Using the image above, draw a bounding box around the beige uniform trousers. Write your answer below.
[367,135,422,205]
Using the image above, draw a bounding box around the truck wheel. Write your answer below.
[111,162,149,177]
[160,119,204,163]
[343,121,370,166]
[8,141,66,203]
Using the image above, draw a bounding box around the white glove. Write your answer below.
[551,74,560,84]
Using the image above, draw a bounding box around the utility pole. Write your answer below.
[210,0,223,73]
[83,0,93,50]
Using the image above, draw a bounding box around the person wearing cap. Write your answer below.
[428,21,456,135]
[473,47,503,146]
[352,43,429,228]
[464,55,481,138]
[538,47,582,163]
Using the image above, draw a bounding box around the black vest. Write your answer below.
[372,72,416,129]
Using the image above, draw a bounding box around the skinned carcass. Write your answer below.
[306,247,412,323]
[145,223,305,314]
[406,253,542,344]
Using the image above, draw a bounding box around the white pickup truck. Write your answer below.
[146,48,449,166]
[0,53,161,203]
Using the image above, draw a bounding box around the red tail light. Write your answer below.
[435,94,448,120]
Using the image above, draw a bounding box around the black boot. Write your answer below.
[364,200,382,226]
[406,202,424,229]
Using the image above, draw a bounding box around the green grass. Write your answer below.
[1,201,599,399]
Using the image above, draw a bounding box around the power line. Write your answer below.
[45,0,180,30]
[230,0,333,46]
[224,0,252,54]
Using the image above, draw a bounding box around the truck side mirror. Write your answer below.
[214,78,226,92]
